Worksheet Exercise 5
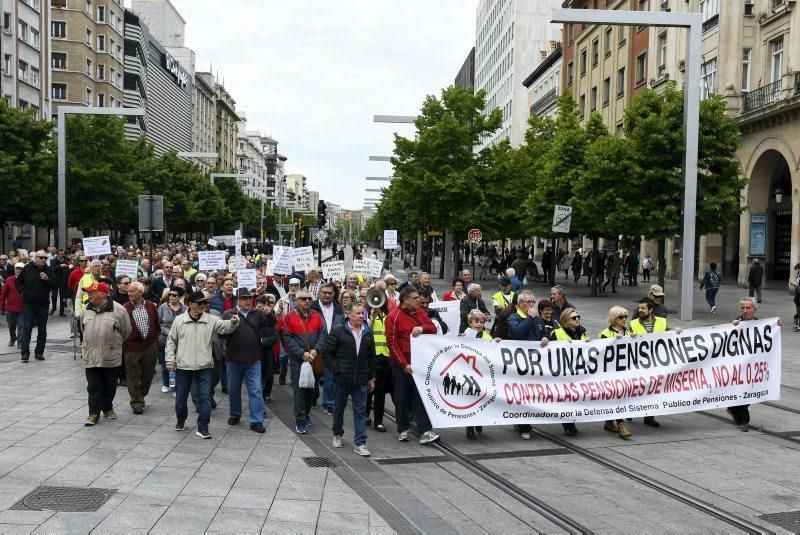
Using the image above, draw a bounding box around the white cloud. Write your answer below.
[156,0,478,208]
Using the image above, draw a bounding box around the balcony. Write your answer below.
[743,80,782,112]
[702,14,719,32]
[531,88,558,116]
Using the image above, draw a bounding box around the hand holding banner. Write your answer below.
[293,246,315,272]
[322,260,345,281]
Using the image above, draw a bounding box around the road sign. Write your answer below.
[314,229,328,241]
[276,224,295,231]
[467,228,483,243]
[552,205,572,233]
[138,195,164,232]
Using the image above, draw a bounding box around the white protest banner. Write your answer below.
[352,259,371,276]
[384,230,398,249]
[322,260,345,281]
[293,246,315,272]
[83,236,111,258]
[212,235,235,246]
[272,246,294,275]
[234,230,243,270]
[207,238,218,247]
[114,259,139,280]
[428,300,461,335]
[237,269,257,291]
[264,259,276,276]
[411,319,781,428]
[367,258,384,278]
[198,250,227,270]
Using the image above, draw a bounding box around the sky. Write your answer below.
[154,0,479,209]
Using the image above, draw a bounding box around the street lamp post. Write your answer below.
[57,106,145,249]
[550,8,702,321]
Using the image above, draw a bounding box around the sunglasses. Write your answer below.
[388,282,397,286]
[617,315,628,319]
[297,297,312,301]
[36,256,47,259]
[569,315,581,321]
[169,293,179,297]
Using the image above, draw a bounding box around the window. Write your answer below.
[604,27,612,56]
[86,27,92,45]
[590,86,598,111]
[744,0,754,15]
[31,29,39,48]
[97,34,104,51]
[86,57,92,76]
[3,12,10,31]
[701,58,717,99]
[603,77,611,105]
[3,54,11,74]
[51,21,66,38]
[30,67,39,87]
[619,26,627,46]
[592,39,599,67]
[567,61,574,86]
[700,0,719,31]
[97,93,104,106]
[637,0,649,30]
[18,20,28,41]
[85,87,92,106]
[85,0,92,16]
[567,24,574,42]
[741,48,751,92]
[109,66,115,86]
[580,49,587,76]
[97,5,105,21]
[579,95,586,118]
[97,64,104,80]
[771,36,783,83]
[18,59,28,81]
[657,33,667,72]
[52,52,66,69]
[635,53,647,85]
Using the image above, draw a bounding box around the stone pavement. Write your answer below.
[0,256,799,533]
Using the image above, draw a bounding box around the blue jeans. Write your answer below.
[290,360,314,424]
[332,383,368,446]
[227,360,264,424]
[705,288,719,308]
[157,343,169,387]
[279,347,288,377]
[175,368,212,428]
[322,369,336,410]
[20,303,48,356]
[391,362,432,434]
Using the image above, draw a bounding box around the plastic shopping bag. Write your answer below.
[299,361,315,389]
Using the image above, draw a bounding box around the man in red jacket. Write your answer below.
[385,286,439,445]
[0,263,25,346]
[123,281,161,414]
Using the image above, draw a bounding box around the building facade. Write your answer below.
[455,47,475,90]
[50,0,125,116]
[475,0,561,149]
[235,119,269,201]
[523,41,562,119]
[122,9,147,140]
[1,0,50,119]
[560,0,800,285]
[214,79,239,172]
[193,71,216,173]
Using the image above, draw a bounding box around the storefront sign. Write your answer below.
[749,214,767,257]
[163,52,188,88]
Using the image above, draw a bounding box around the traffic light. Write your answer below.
[298,217,304,227]
[318,200,327,221]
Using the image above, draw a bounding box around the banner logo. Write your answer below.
[425,343,497,418]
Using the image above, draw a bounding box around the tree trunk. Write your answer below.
[591,236,600,297]
[657,239,667,288]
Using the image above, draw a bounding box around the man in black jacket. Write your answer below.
[311,284,344,414]
[49,248,70,316]
[747,258,764,303]
[222,288,271,433]
[321,303,376,456]
[459,283,490,333]
[16,250,57,361]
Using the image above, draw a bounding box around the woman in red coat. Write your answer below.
[0,263,25,347]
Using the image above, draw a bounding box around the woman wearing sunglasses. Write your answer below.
[550,308,589,436]
[157,287,187,393]
[598,306,634,439]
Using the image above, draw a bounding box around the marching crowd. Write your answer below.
[0,239,795,455]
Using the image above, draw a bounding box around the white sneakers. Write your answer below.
[419,431,440,445]
[161,386,170,393]
[353,445,371,457]
[398,431,409,442]
[520,432,531,440]
[332,435,343,448]
[710,306,717,314]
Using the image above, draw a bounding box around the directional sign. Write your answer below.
[552,205,573,233]
[276,224,295,231]
[467,228,483,243]
[314,229,328,241]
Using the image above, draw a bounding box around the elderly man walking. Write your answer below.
[166,291,240,439]
[16,250,57,361]
[123,282,161,414]
[81,282,131,426]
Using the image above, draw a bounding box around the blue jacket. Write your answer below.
[210,291,234,314]
[507,311,547,341]
[509,275,522,292]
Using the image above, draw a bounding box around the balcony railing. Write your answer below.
[532,88,558,116]
[743,80,782,112]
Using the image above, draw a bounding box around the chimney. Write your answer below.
[539,50,548,63]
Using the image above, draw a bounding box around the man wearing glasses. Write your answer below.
[16,250,57,361]
[0,255,14,279]
[49,248,70,317]
[311,283,344,414]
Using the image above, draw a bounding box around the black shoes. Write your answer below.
[21,354,30,362]
[264,396,273,404]
[466,427,477,440]
[34,354,44,361]
[221,386,228,394]
[250,422,266,433]
[278,375,286,385]
[196,427,211,439]
[132,407,143,415]
[227,417,240,425]
[643,416,660,427]
[175,420,185,431]
[563,423,578,436]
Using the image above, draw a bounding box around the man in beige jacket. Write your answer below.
[166,291,239,439]
[81,281,131,426]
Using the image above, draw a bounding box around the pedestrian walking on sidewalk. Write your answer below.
[0,263,25,347]
[747,258,763,303]
[16,250,57,361]
[699,262,722,314]
[81,282,131,426]
[123,282,160,414]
